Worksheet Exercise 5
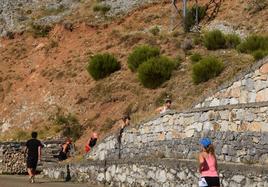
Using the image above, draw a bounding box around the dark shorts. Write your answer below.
[27,157,38,169]
[204,177,220,187]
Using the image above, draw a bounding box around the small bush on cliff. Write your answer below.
[225,34,241,48]
[55,113,82,141]
[184,5,207,32]
[192,56,224,84]
[31,23,52,37]
[128,45,160,72]
[93,4,111,14]
[204,30,226,50]
[190,53,202,63]
[87,53,121,80]
[237,35,268,53]
[138,56,176,89]
[252,50,268,60]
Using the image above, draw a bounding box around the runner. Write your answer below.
[25,132,43,183]
[58,139,72,161]
[198,138,220,187]
[155,98,172,114]
[117,115,130,159]
[85,132,98,153]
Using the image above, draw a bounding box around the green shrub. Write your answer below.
[138,56,176,89]
[31,23,52,37]
[87,53,121,80]
[225,34,241,48]
[149,26,160,36]
[184,5,207,32]
[252,50,268,60]
[93,4,111,14]
[192,56,224,84]
[237,35,268,53]
[55,114,82,141]
[190,53,202,63]
[128,45,160,72]
[204,30,226,50]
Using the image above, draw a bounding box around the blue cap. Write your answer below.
[200,138,212,148]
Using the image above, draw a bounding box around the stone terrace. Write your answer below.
[42,58,268,186]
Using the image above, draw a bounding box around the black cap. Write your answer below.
[122,115,131,121]
[165,98,172,103]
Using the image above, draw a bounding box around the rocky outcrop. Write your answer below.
[0,0,79,37]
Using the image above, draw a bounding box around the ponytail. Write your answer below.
[205,144,215,156]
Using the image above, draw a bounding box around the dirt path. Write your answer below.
[0,175,101,187]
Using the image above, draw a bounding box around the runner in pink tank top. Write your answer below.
[199,138,220,187]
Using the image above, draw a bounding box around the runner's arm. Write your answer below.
[155,106,163,113]
[198,153,205,173]
[38,146,42,161]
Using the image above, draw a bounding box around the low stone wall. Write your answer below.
[194,57,268,108]
[43,159,268,187]
[88,104,268,164]
[0,140,64,174]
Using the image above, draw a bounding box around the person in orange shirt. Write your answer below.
[85,132,98,153]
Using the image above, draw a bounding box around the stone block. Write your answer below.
[256,88,268,102]
[210,98,220,107]
[230,87,241,98]
[248,92,256,102]
[230,98,239,105]
[255,80,266,92]
[245,78,254,91]
[185,129,195,138]
[156,169,167,183]
[203,122,213,131]
[260,63,268,74]
[248,122,261,132]
[232,175,245,184]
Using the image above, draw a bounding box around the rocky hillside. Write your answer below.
[0,0,267,148]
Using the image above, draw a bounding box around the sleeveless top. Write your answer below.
[160,106,168,114]
[201,154,218,177]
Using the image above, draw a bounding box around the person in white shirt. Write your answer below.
[156,99,172,114]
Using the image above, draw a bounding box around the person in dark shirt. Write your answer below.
[25,132,43,183]
[117,115,130,158]
[85,133,98,153]
[58,139,72,161]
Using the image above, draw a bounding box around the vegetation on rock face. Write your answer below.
[128,45,160,72]
[138,56,176,89]
[87,53,121,80]
[204,30,226,50]
[204,30,242,50]
[192,56,224,84]
[54,113,82,141]
[252,50,268,60]
[237,35,268,52]
[93,3,111,14]
[225,34,241,48]
[149,26,160,36]
[184,5,207,32]
[237,35,268,60]
[190,53,202,63]
[31,23,52,37]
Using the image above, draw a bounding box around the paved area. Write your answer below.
[0,175,101,187]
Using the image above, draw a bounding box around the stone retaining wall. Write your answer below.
[42,159,268,187]
[194,57,268,108]
[0,140,64,174]
[88,104,268,164]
